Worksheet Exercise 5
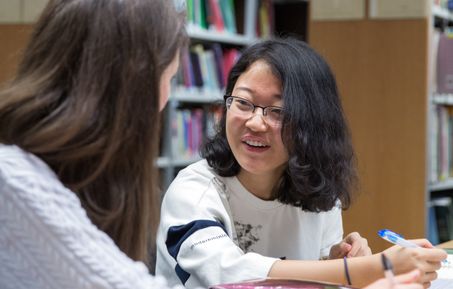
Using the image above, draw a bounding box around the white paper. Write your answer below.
[430,254,453,289]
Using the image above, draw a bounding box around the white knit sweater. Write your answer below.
[0,144,181,289]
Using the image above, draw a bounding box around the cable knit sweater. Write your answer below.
[0,144,180,289]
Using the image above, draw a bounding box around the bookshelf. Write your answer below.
[309,0,453,251]
[156,0,257,190]
[427,3,453,244]
[0,0,309,192]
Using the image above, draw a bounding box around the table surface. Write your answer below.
[437,240,453,249]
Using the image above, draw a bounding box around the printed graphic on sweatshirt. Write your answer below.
[234,221,262,252]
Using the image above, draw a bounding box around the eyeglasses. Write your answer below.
[225,96,284,127]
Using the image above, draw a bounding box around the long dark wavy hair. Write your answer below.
[202,37,357,212]
[0,0,187,263]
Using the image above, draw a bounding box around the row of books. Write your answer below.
[433,0,453,10]
[429,28,453,184]
[428,196,453,244]
[177,44,241,92]
[170,107,222,159]
[187,0,237,34]
[187,0,273,38]
[430,105,453,183]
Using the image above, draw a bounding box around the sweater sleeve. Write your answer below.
[156,164,278,289]
[0,147,181,289]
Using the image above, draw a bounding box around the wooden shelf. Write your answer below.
[310,18,430,252]
[156,157,170,168]
[430,179,453,192]
[171,87,223,103]
[187,25,257,46]
[432,93,453,105]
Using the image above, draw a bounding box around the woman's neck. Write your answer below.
[236,168,284,200]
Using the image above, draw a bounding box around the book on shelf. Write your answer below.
[187,0,275,39]
[437,32,453,94]
[430,105,453,183]
[220,0,237,34]
[193,44,215,90]
[210,278,354,289]
[178,44,240,97]
[189,48,204,88]
[430,197,453,244]
[429,28,441,94]
[428,201,440,245]
[207,0,225,32]
[257,0,274,39]
[171,108,221,159]
[241,0,258,38]
[435,0,453,10]
[212,43,226,88]
[195,0,209,30]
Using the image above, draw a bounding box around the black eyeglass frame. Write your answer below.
[224,95,284,126]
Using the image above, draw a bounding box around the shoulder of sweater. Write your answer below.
[163,159,228,207]
[173,159,221,185]
[0,144,59,181]
[0,144,176,289]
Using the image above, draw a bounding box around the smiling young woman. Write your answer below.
[155,37,446,289]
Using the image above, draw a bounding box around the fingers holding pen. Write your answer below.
[384,245,446,277]
[410,245,447,273]
[409,239,434,249]
[378,232,447,288]
[411,245,448,262]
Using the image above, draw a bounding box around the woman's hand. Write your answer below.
[383,239,447,288]
[363,270,422,289]
[329,232,372,259]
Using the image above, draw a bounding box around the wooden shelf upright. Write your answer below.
[309,3,430,252]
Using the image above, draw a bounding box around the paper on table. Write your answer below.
[430,253,453,289]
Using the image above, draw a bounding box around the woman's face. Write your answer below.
[159,52,180,111]
[226,60,289,179]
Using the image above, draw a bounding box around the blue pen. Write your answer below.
[378,229,419,248]
[378,229,448,265]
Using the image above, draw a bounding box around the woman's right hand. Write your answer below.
[363,270,422,289]
[382,239,447,288]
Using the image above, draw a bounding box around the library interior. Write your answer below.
[0,0,453,288]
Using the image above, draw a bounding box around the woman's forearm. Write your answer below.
[268,254,382,288]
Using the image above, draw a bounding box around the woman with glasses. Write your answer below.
[156,37,446,289]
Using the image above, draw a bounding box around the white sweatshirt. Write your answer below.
[156,160,343,289]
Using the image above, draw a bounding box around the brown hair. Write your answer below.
[0,0,187,263]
